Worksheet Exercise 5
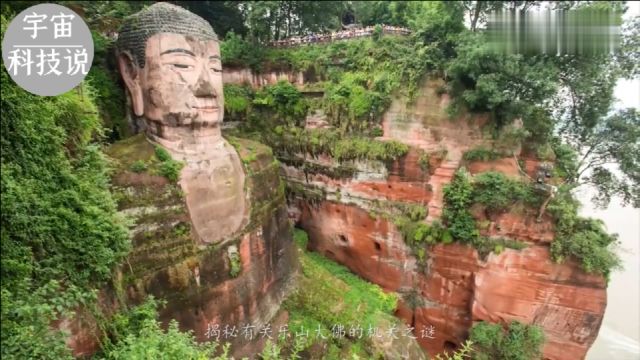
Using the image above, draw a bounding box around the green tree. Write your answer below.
[175,1,247,38]
[447,32,558,130]
[553,51,639,208]
[351,1,414,27]
[442,169,477,242]
[242,1,346,43]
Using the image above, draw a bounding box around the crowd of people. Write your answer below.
[270,25,411,47]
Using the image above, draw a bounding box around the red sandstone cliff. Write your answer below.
[286,79,607,359]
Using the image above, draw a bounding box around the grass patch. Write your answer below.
[284,229,398,357]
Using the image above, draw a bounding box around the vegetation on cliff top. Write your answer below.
[440,168,620,276]
[469,321,545,360]
[225,81,409,164]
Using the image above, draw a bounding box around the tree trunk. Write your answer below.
[471,1,483,31]
[537,191,553,222]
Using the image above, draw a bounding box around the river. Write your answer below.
[584,191,640,360]
[585,13,640,357]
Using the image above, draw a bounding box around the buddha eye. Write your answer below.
[172,63,193,70]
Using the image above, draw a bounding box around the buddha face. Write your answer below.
[118,33,224,136]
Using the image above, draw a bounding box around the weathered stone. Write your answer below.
[61,4,298,357]
[288,79,606,359]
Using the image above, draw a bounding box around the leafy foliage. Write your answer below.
[469,321,545,360]
[222,35,433,119]
[242,1,347,43]
[254,81,308,126]
[175,1,247,39]
[154,146,184,182]
[471,172,540,213]
[284,229,398,357]
[447,32,558,130]
[98,297,229,360]
[548,189,621,277]
[462,147,503,162]
[442,169,477,243]
[220,31,267,71]
[434,340,474,360]
[85,30,128,141]
[1,12,129,358]
[223,84,254,121]
[444,4,638,208]
[103,319,223,360]
[247,126,409,164]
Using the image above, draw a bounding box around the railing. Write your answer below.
[269,25,411,48]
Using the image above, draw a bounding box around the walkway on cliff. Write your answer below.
[268,24,411,48]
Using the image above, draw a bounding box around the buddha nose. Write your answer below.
[193,66,217,97]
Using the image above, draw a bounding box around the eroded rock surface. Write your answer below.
[285,79,607,360]
[63,135,298,358]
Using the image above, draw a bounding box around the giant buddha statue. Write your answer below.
[116,2,247,245]
[62,3,298,357]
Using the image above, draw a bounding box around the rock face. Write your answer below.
[472,246,607,360]
[286,79,607,359]
[64,135,298,358]
[223,68,311,88]
[295,200,606,359]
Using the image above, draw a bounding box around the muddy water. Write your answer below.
[583,191,640,360]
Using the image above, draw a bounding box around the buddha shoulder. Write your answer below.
[105,134,284,226]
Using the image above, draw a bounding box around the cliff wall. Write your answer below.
[283,79,607,359]
[223,68,309,89]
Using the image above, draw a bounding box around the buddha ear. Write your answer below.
[117,52,144,116]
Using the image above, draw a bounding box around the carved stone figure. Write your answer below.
[116,2,247,245]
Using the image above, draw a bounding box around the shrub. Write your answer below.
[220,31,266,71]
[469,321,545,360]
[223,84,254,121]
[462,147,503,162]
[472,172,539,212]
[371,127,384,137]
[293,228,309,249]
[548,189,621,277]
[158,161,183,182]
[153,146,184,182]
[413,223,431,244]
[130,160,147,173]
[228,251,241,278]
[472,237,526,259]
[154,146,172,162]
[86,31,127,140]
[103,319,225,360]
[442,169,477,242]
[253,81,308,126]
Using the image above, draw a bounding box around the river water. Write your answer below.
[584,191,640,360]
[584,26,640,358]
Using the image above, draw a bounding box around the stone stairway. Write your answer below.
[426,158,460,221]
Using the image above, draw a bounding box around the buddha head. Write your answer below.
[116,3,223,144]
[116,4,248,245]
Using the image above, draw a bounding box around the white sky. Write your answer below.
[615,1,640,110]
